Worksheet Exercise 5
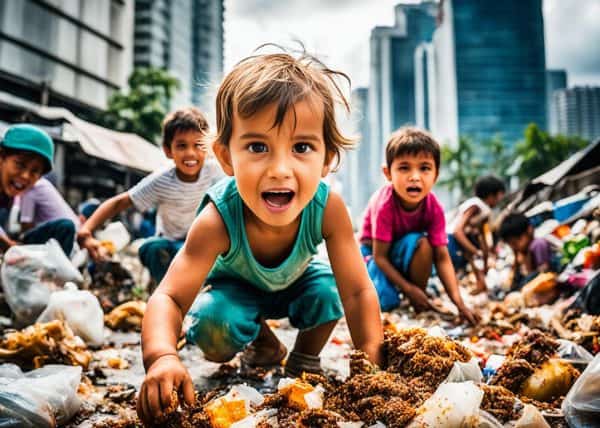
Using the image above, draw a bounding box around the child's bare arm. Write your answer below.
[77,192,133,259]
[138,203,229,422]
[452,206,481,256]
[323,193,383,366]
[433,246,479,325]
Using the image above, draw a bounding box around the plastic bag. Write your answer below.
[557,339,593,369]
[408,381,484,427]
[570,271,600,315]
[444,358,483,383]
[95,221,131,253]
[563,354,600,427]
[476,410,504,428]
[513,404,550,428]
[0,363,82,427]
[1,239,83,325]
[36,283,105,346]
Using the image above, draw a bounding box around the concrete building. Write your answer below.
[427,0,547,148]
[337,87,374,223]
[0,0,134,115]
[133,0,224,111]
[369,1,436,172]
[546,69,567,134]
[553,86,600,141]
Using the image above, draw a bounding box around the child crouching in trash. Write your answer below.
[137,49,384,423]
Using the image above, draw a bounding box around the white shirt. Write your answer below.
[446,196,492,234]
[128,158,224,240]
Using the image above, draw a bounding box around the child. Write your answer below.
[77,107,223,283]
[359,127,478,324]
[136,52,383,422]
[499,213,558,288]
[78,198,100,224]
[18,176,81,232]
[0,124,76,255]
[447,175,506,292]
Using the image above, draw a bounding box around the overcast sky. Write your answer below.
[224,0,600,89]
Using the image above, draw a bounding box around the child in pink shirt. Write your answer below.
[360,127,478,324]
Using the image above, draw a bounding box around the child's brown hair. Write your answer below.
[385,127,440,172]
[162,107,209,148]
[214,48,354,166]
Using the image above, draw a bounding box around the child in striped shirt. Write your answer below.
[77,107,224,283]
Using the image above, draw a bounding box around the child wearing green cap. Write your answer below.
[0,124,76,255]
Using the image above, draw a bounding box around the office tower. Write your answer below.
[546,69,567,134]
[430,0,547,148]
[553,86,600,141]
[0,0,134,114]
[134,0,224,110]
[369,2,436,171]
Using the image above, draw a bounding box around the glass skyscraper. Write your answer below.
[430,0,547,147]
[369,2,436,175]
[546,69,567,134]
[134,0,223,110]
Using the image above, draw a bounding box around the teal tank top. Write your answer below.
[198,177,329,292]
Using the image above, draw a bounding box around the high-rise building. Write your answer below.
[0,0,134,115]
[369,2,436,172]
[192,0,224,110]
[338,87,373,222]
[546,69,567,134]
[553,86,600,142]
[133,0,224,110]
[428,0,547,148]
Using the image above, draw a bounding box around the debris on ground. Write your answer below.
[0,320,91,369]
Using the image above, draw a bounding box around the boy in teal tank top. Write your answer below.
[137,49,384,423]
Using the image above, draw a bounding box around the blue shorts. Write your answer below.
[447,234,467,271]
[361,232,423,311]
[185,259,343,362]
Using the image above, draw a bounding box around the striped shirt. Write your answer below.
[128,158,224,240]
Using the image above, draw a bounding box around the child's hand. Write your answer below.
[137,354,195,425]
[457,303,480,326]
[404,284,434,312]
[77,230,108,261]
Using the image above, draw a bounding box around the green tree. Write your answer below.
[481,134,513,180]
[514,123,588,181]
[100,68,180,144]
[438,136,485,196]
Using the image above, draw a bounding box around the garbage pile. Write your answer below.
[93,328,576,428]
[0,181,597,428]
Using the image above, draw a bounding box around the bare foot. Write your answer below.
[241,319,287,367]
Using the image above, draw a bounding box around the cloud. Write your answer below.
[544,0,600,77]
[225,0,600,88]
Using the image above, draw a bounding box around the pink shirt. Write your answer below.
[360,184,448,247]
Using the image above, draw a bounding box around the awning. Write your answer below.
[531,138,600,187]
[34,106,170,173]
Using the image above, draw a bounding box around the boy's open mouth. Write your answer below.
[262,190,295,207]
[10,180,26,191]
[406,186,422,195]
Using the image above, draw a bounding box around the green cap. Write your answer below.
[1,124,54,173]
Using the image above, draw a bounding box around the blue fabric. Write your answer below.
[198,177,329,292]
[22,218,75,255]
[138,237,184,283]
[447,234,468,271]
[361,232,423,311]
[186,258,343,362]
